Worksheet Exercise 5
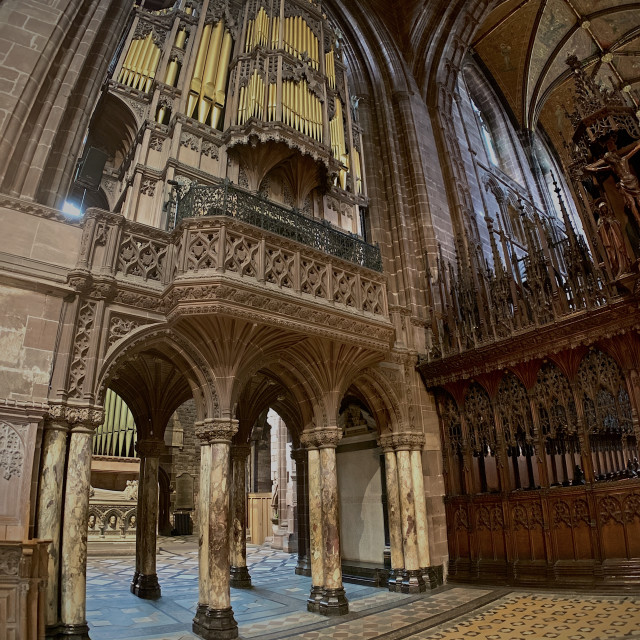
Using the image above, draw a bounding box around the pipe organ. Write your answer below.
[96,0,367,234]
[118,32,161,93]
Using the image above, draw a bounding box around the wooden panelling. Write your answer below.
[446,480,640,587]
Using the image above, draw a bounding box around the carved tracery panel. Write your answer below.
[464,382,498,493]
[578,349,636,480]
[497,373,536,490]
[535,362,579,487]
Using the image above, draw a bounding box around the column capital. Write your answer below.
[378,432,425,452]
[231,444,251,461]
[136,439,166,459]
[300,427,342,450]
[48,404,104,430]
[195,418,238,444]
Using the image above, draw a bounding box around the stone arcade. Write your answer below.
[1,1,640,639]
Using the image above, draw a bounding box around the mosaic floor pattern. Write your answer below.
[86,538,640,640]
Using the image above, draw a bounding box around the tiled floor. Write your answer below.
[86,537,640,640]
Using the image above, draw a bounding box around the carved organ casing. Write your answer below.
[89,0,366,236]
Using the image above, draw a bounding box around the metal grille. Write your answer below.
[172,180,382,272]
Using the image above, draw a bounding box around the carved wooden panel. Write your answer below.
[446,481,640,587]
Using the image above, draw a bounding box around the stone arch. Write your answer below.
[349,366,409,436]
[96,325,219,425]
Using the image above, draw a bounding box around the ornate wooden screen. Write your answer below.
[438,347,640,587]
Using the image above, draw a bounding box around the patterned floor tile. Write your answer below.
[86,538,640,640]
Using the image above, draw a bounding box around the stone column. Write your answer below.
[131,439,165,599]
[229,444,251,588]
[395,435,426,593]
[410,445,431,569]
[379,436,404,592]
[193,419,239,640]
[197,426,212,609]
[59,416,100,639]
[318,428,348,616]
[302,436,324,612]
[291,447,311,576]
[36,416,68,635]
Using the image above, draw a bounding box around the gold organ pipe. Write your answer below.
[139,37,157,89]
[354,149,362,194]
[165,59,179,86]
[144,45,161,92]
[245,19,252,52]
[285,18,290,54]
[211,30,232,128]
[285,81,290,126]
[125,38,143,84]
[199,20,224,122]
[271,16,279,48]
[185,5,193,15]
[134,36,152,89]
[188,22,212,117]
[238,85,245,124]
[128,36,147,83]
[130,35,150,88]
[118,38,137,83]
[175,28,187,49]
[157,106,166,124]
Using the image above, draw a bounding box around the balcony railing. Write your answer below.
[172,180,382,272]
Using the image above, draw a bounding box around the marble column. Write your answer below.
[197,426,212,610]
[395,436,426,593]
[36,417,68,636]
[291,447,311,576]
[193,419,239,640]
[229,444,251,588]
[303,440,324,612]
[379,437,404,592]
[410,447,431,577]
[131,439,164,599]
[59,419,98,639]
[318,428,348,616]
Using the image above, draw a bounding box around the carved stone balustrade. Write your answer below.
[70,207,392,353]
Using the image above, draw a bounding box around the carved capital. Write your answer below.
[377,433,395,453]
[50,404,103,429]
[300,427,342,449]
[136,439,166,459]
[67,269,93,293]
[379,431,425,451]
[195,418,238,444]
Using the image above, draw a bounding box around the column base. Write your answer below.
[295,555,311,576]
[319,587,349,616]
[387,568,403,592]
[400,568,426,593]
[56,623,91,640]
[307,585,324,612]
[423,565,444,589]
[131,572,161,599]
[45,624,63,640]
[192,605,239,640]
[230,565,252,588]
